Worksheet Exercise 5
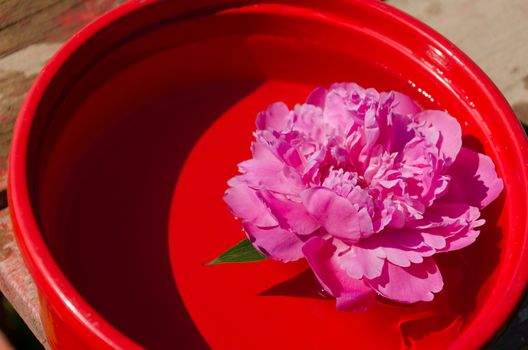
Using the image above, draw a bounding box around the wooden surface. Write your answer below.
[0,0,527,348]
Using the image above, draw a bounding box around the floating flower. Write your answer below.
[223,83,503,311]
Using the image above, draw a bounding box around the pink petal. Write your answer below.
[252,137,279,162]
[323,83,370,135]
[424,203,485,253]
[409,202,476,230]
[306,86,327,108]
[406,203,484,253]
[257,131,304,169]
[388,91,422,116]
[243,222,304,262]
[367,258,443,303]
[415,110,462,165]
[420,232,447,250]
[338,243,385,279]
[442,227,481,252]
[301,187,362,242]
[443,147,504,208]
[387,114,416,154]
[258,191,320,235]
[376,92,419,153]
[358,107,381,168]
[224,185,277,227]
[357,207,374,237]
[290,104,325,141]
[359,229,435,268]
[256,102,290,131]
[238,142,305,195]
[302,237,375,311]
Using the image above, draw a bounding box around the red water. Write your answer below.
[36,34,502,349]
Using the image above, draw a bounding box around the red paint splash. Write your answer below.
[51,0,124,39]
[60,0,117,26]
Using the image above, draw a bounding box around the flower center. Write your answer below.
[321,168,366,197]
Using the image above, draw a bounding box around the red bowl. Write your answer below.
[8,0,528,349]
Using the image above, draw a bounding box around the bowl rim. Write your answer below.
[8,0,528,349]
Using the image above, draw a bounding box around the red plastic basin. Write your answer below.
[8,0,528,349]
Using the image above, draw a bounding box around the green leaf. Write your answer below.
[207,239,266,265]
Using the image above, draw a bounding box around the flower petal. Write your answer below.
[367,258,443,303]
[301,187,362,242]
[415,110,462,165]
[256,102,290,131]
[238,142,305,195]
[302,237,375,311]
[387,91,422,116]
[290,104,325,143]
[402,203,484,253]
[243,222,304,262]
[376,92,418,153]
[442,227,481,252]
[358,229,435,268]
[417,203,485,253]
[443,147,504,208]
[258,191,320,235]
[338,243,385,280]
[306,86,327,108]
[224,184,277,227]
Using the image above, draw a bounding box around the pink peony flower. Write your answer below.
[224,83,503,311]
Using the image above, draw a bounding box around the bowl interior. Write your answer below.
[25,1,521,349]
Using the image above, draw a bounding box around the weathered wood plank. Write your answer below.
[0,0,124,57]
[0,208,47,348]
[0,0,126,191]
